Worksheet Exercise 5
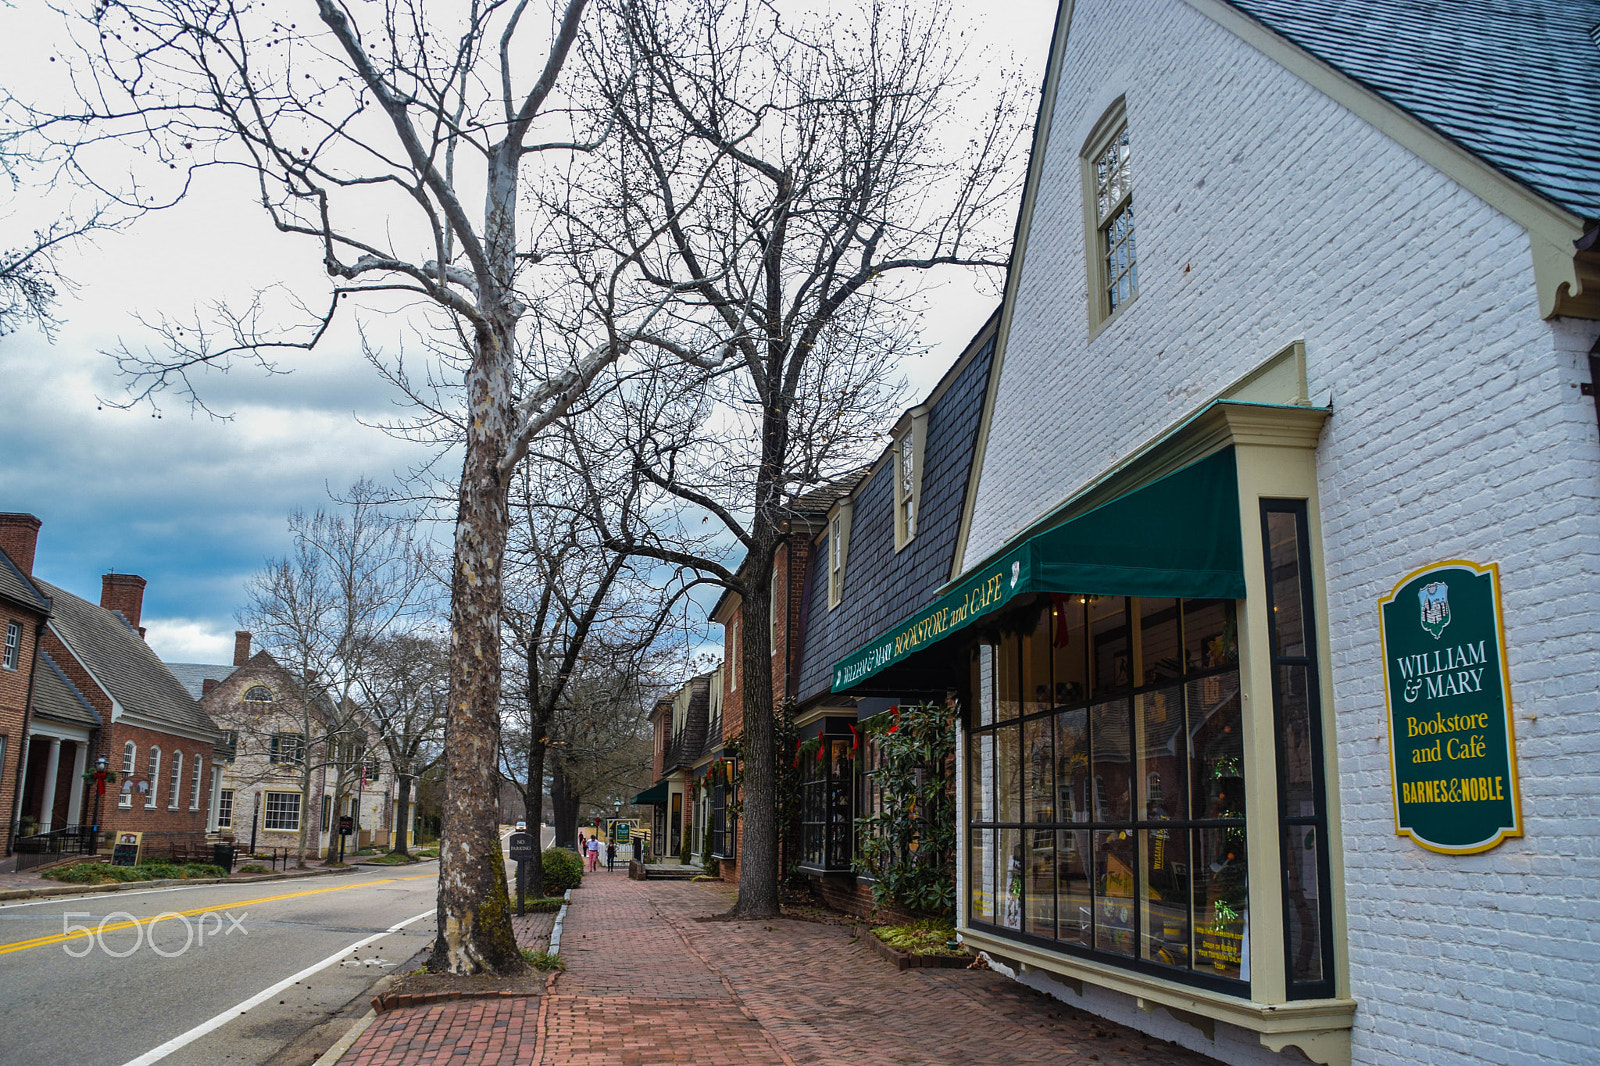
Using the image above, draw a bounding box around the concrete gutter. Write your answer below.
[0,863,361,902]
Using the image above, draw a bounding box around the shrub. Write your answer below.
[46,863,152,884]
[541,847,584,894]
[237,863,271,874]
[873,918,960,955]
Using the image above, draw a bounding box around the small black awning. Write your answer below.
[630,781,669,806]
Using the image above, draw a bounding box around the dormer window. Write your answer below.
[827,503,852,608]
[892,418,924,552]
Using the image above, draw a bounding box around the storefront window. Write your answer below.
[966,594,1247,991]
[800,737,854,871]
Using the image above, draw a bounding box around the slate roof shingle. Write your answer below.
[1227,0,1600,220]
[166,662,240,701]
[35,578,220,742]
[30,650,102,729]
[0,549,50,615]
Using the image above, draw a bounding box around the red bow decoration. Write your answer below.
[847,722,859,751]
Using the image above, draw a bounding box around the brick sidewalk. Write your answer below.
[339,870,1225,1066]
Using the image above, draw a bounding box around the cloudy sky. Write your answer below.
[0,0,1058,666]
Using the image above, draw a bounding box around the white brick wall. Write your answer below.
[963,1,1600,1063]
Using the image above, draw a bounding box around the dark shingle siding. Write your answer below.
[795,335,996,700]
[1228,0,1600,219]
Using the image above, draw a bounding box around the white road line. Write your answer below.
[118,907,435,1066]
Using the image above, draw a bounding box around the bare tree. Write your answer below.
[570,0,1026,916]
[1,0,645,974]
[356,630,449,857]
[240,481,435,864]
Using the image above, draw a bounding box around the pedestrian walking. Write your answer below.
[606,840,617,872]
[587,835,601,872]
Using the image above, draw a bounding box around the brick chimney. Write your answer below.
[202,678,219,696]
[0,513,42,577]
[100,573,147,637]
[234,630,252,667]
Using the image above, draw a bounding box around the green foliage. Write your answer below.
[873,918,961,955]
[364,851,420,865]
[854,701,958,918]
[701,816,718,877]
[520,897,566,912]
[541,846,584,893]
[679,830,691,866]
[237,863,271,874]
[46,860,228,884]
[521,948,564,971]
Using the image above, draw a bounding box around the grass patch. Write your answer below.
[45,861,228,885]
[362,851,420,865]
[415,848,439,859]
[872,919,963,956]
[520,948,564,971]
[518,896,566,912]
[690,874,721,882]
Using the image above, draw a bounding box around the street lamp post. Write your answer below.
[90,754,109,854]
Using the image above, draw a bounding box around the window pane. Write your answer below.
[1188,672,1244,822]
[1093,829,1136,956]
[1023,606,1053,716]
[1027,827,1056,938]
[996,634,1020,722]
[966,819,992,921]
[1055,706,1089,823]
[1183,599,1238,671]
[1142,827,1190,969]
[1051,595,1088,705]
[1139,597,1181,685]
[1283,824,1325,984]
[1024,715,1054,823]
[1090,698,1131,822]
[1194,828,1247,981]
[969,731,995,823]
[975,645,995,726]
[1057,829,1092,947]
[1278,665,1318,810]
[999,827,1023,930]
[996,724,1021,824]
[1266,510,1306,658]
[1090,596,1130,697]
[1138,686,1186,821]
[970,828,995,924]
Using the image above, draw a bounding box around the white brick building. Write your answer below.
[823,2,1598,1064]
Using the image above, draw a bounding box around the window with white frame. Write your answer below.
[770,567,779,641]
[270,732,304,766]
[147,747,161,808]
[893,430,918,548]
[263,791,301,831]
[730,617,740,691]
[169,751,182,809]
[3,621,20,670]
[121,741,136,807]
[217,788,234,829]
[827,507,851,608]
[190,755,203,809]
[1082,102,1137,329]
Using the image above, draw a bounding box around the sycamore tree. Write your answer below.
[0,0,715,974]
[567,0,1027,917]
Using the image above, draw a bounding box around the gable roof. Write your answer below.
[1226,0,1600,220]
[35,578,219,743]
[166,662,242,701]
[0,548,50,616]
[31,650,101,729]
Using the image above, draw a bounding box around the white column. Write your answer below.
[38,738,62,834]
[208,765,223,833]
[66,742,88,825]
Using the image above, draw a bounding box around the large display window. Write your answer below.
[966,593,1251,993]
[800,737,854,872]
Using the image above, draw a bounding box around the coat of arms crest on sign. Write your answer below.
[1418,581,1450,639]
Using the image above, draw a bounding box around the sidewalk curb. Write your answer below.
[312,1008,378,1066]
[548,887,572,955]
[0,864,360,902]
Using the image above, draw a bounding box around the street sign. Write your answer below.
[1380,559,1522,854]
[615,823,630,844]
[507,831,535,861]
[339,815,354,836]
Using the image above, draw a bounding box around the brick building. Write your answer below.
[1,512,223,861]
[0,514,51,857]
[821,3,1600,1065]
[168,631,401,859]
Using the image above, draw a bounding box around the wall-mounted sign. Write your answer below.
[1380,560,1522,854]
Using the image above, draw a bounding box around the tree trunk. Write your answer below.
[730,541,779,917]
[550,757,581,849]
[431,308,524,974]
[394,774,413,857]
[523,734,548,896]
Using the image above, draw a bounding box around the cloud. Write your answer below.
[143,616,237,665]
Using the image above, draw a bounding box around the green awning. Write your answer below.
[630,781,669,805]
[831,447,1244,693]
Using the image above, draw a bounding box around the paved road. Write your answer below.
[0,866,438,1066]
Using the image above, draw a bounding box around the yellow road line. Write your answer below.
[0,873,435,957]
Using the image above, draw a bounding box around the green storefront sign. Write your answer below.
[1379,560,1522,855]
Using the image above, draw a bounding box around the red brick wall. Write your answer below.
[0,606,43,854]
[101,720,213,841]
